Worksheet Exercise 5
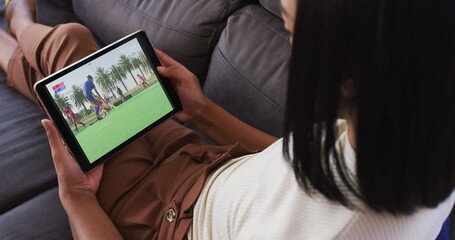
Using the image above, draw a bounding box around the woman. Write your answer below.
[1,0,454,239]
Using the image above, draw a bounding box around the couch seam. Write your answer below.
[208,1,236,52]
[118,0,210,43]
[258,0,282,19]
[214,47,284,114]
[241,9,290,43]
[203,0,241,71]
[228,6,289,43]
[223,6,290,51]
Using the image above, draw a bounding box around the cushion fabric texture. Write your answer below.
[203,5,291,137]
[0,188,71,240]
[37,0,77,26]
[0,69,71,240]
[73,0,250,83]
[0,75,57,214]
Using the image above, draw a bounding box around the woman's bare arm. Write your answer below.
[155,49,277,150]
[189,99,277,150]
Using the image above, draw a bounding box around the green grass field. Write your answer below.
[74,83,173,163]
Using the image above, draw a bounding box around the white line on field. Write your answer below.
[96,121,112,132]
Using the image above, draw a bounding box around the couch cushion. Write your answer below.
[0,75,58,214]
[73,0,249,83]
[37,0,77,27]
[259,0,283,19]
[0,188,71,240]
[203,5,290,137]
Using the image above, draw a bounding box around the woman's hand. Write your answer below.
[43,120,123,240]
[154,49,277,149]
[155,49,209,123]
[42,119,103,202]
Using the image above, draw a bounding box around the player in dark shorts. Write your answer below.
[137,74,149,89]
[83,75,104,120]
[62,106,86,132]
[116,86,126,103]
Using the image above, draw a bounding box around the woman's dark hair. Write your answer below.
[283,0,455,214]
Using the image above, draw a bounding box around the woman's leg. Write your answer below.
[5,23,99,105]
[2,0,99,105]
[1,0,45,104]
[97,120,206,213]
[0,29,17,71]
[5,0,35,39]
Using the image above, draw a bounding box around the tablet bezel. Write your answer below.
[34,30,182,172]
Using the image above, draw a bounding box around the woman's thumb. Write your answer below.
[157,66,176,80]
[41,119,65,153]
[41,119,54,134]
[157,65,183,79]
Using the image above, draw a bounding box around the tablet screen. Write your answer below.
[43,37,175,164]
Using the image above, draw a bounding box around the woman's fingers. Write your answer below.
[154,48,180,67]
[42,119,75,175]
[157,65,184,81]
[42,119,66,158]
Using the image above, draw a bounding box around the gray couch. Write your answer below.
[0,0,290,238]
[0,0,453,239]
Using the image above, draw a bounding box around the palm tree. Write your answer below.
[53,93,72,110]
[95,67,117,98]
[138,52,153,75]
[110,65,129,92]
[139,52,152,68]
[70,85,88,112]
[131,56,146,79]
[119,54,138,85]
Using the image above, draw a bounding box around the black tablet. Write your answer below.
[34,30,181,172]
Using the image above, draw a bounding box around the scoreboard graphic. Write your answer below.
[52,82,66,94]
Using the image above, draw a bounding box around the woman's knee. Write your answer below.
[41,23,99,75]
[52,23,95,45]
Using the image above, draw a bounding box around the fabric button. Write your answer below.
[166,208,176,222]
